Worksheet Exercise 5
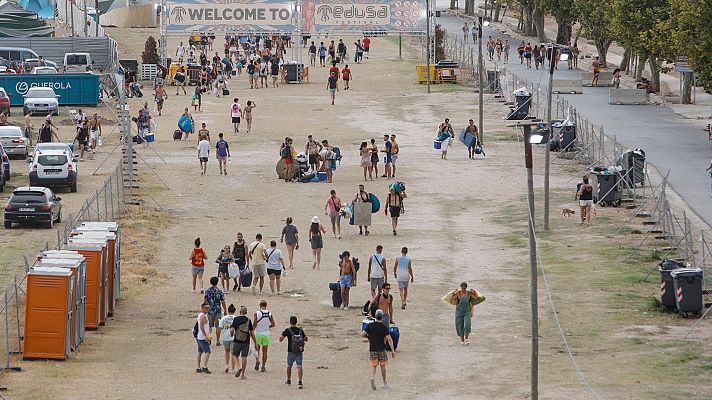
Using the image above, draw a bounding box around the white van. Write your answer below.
[64,52,93,72]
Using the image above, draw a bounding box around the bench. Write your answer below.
[552,79,583,94]
[608,88,649,105]
[581,71,614,87]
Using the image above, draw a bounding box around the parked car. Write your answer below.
[0,87,9,115]
[3,186,62,229]
[23,87,59,116]
[30,66,58,74]
[0,148,4,192]
[0,144,9,181]
[22,58,58,69]
[29,147,77,192]
[64,52,93,73]
[0,66,16,74]
[0,126,28,159]
[34,142,74,159]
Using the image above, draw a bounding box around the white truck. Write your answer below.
[64,52,93,73]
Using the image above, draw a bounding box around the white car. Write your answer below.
[23,87,59,116]
[29,147,77,192]
[31,66,58,74]
[0,126,28,158]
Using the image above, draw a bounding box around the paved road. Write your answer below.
[434,11,712,226]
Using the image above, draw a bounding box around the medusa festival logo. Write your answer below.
[316,4,389,25]
[171,6,187,22]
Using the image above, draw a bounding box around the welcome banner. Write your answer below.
[166,1,296,33]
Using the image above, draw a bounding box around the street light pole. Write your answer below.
[523,123,539,400]
[477,15,484,144]
[426,0,431,94]
[543,46,556,231]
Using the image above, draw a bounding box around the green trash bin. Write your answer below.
[671,268,703,317]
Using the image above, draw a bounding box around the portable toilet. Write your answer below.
[63,240,106,329]
[67,238,109,326]
[79,222,121,310]
[24,267,74,360]
[71,229,118,316]
[39,251,87,337]
[36,258,85,351]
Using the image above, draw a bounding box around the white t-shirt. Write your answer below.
[196,312,208,340]
[177,45,185,57]
[198,140,210,158]
[254,309,272,335]
[371,254,385,278]
[231,103,241,118]
[75,113,86,127]
[266,248,282,270]
[219,314,236,342]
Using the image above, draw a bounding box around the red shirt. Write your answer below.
[191,247,205,267]
[363,37,370,48]
[329,66,340,79]
[342,68,351,80]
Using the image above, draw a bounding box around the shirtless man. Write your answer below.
[339,251,357,310]
[154,84,168,116]
[385,187,407,236]
[304,135,322,171]
[88,113,102,153]
[198,123,211,142]
[24,111,33,146]
[370,282,394,327]
[389,134,399,177]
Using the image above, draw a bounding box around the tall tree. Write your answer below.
[540,0,578,44]
[576,0,613,66]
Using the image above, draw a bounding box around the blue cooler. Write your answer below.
[145,133,155,143]
[317,171,327,181]
[386,325,400,350]
[361,318,372,332]
[68,143,75,153]
[434,140,442,150]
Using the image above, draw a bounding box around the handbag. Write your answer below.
[228,263,240,278]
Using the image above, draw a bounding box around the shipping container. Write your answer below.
[0,73,100,106]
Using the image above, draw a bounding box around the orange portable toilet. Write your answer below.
[24,267,74,360]
[79,222,121,313]
[63,241,105,329]
[36,258,85,351]
[71,229,118,316]
[40,250,87,344]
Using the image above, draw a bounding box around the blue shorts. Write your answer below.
[385,153,393,164]
[197,339,211,353]
[339,274,353,288]
[287,352,303,367]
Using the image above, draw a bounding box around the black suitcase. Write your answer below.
[240,267,253,287]
[222,88,230,96]
[329,282,342,307]
[173,130,182,140]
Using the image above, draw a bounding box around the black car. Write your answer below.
[4,186,62,229]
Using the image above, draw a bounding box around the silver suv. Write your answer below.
[29,147,77,192]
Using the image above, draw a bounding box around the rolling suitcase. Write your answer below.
[240,267,253,287]
[223,88,230,96]
[329,282,342,307]
[173,130,182,140]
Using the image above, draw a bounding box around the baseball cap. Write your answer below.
[375,309,384,319]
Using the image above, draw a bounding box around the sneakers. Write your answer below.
[224,366,230,373]
[393,230,397,236]
[383,384,390,390]
[254,360,260,371]
[298,381,303,389]
[196,368,203,373]
[260,366,266,372]
[201,367,211,374]
[234,369,242,378]
[286,380,291,385]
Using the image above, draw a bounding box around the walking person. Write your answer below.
[215,245,233,292]
[193,85,203,112]
[280,137,295,182]
[230,305,257,379]
[591,56,601,87]
[231,233,249,291]
[204,276,227,342]
[362,36,371,59]
[279,316,307,389]
[253,300,275,372]
[462,22,470,43]
[443,282,483,345]
[369,282,394,327]
[243,101,256,133]
[198,134,210,175]
[503,40,510,63]
[367,245,387,298]
[385,186,407,236]
[281,217,299,269]
[577,175,594,224]
[339,251,357,309]
[436,120,454,160]
[393,247,413,309]
[572,43,580,69]
[230,98,242,134]
[175,66,187,95]
[361,309,396,390]
[612,68,621,89]
[215,133,230,175]
[381,134,393,178]
[321,140,335,183]
[309,41,317,66]
[390,135,400,177]
[23,110,33,146]
[248,234,268,295]
[360,142,372,181]
[327,71,338,105]
[154,84,167,116]
[219,304,237,373]
[353,184,372,236]
[369,138,379,178]
[319,42,327,67]
[266,241,285,294]
[190,237,207,293]
[465,119,479,158]
[195,303,212,373]
[324,190,343,239]
[342,64,352,90]
[308,216,327,269]
[88,113,102,153]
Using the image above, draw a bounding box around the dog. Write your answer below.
[561,208,576,218]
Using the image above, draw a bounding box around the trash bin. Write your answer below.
[283,63,304,83]
[554,122,576,151]
[416,64,437,83]
[506,88,531,120]
[658,259,686,309]
[671,268,703,316]
[486,70,500,93]
[620,149,646,188]
[591,172,621,206]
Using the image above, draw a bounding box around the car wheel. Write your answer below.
[70,182,77,193]
[3,221,10,229]
[56,210,62,223]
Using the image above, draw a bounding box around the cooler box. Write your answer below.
[386,325,400,350]
[361,318,372,332]
[434,140,442,150]
[24,267,74,360]
[459,130,477,148]
[671,268,703,315]
[317,171,327,181]
[145,133,155,143]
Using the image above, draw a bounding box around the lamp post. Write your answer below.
[426,0,431,94]
[543,45,568,231]
[477,15,489,144]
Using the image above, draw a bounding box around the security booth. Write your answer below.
[70,228,118,316]
[79,222,121,310]
[35,258,85,351]
[63,240,106,329]
[24,267,74,360]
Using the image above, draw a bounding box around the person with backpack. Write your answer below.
[369,282,394,327]
[189,237,208,293]
[229,305,257,379]
[195,302,212,373]
[231,232,249,291]
[280,137,295,182]
[265,240,285,294]
[367,245,387,298]
[230,98,241,133]
[248,234,268,295]
[320,139,335,183]
[279,315,308,389]
[253,300,275,372]
[218,304,237,373]
[385,186,407,236]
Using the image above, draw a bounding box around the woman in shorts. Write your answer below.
[189,237,207,293]
[577,175,594,224]
[369,138,379,178]
[215,245,233,292]
[308,216,326,270]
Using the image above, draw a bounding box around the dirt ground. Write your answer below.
[3,32,712,400]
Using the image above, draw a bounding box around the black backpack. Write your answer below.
[280,143,291,159]
[368,294,381,317]
[192,320,199,338]
[290,327,305,353]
